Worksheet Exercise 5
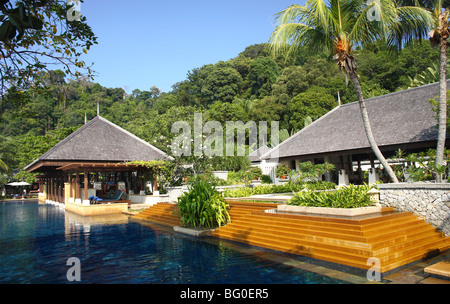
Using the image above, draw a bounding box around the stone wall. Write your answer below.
[378,183,450,236]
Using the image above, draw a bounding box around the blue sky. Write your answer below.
[80,0,302,94]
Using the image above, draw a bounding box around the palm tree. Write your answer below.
[428,0,449,181]
[270,0,432,183]
[0,159,8,173]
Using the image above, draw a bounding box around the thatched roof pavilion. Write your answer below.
[260,81,449,183]
[26,115,173,205]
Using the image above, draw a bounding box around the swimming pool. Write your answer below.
[0,200,346,284]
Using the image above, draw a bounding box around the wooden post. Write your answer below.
[50,175,54,201]
[44,177,48,201]
[56,174,60,203]
[60,172,64,204]
[140,171,144,191]
[68,174,72,199]
[56,173,60,203]
[84,171,88,201]
[46,176,50,201]
[75,173,80,200]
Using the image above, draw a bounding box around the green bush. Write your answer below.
[175,180,230,228]
[222,181,336,198]
[287,184,372,208]
[223,186,254,198]
[186,173,228,186]
[275,165,290,177]
[304,181,336,191]
[226,170,251,184]
[248,166,263,180]
[261,174,272,184]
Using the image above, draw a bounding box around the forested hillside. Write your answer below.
[0,39,442,174]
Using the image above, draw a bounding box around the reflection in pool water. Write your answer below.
[0,200,346,284]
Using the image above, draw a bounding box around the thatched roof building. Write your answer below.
[26,115,172,173]
[26,115,173,205]
[259,81,449,183]
[248,145,272,164]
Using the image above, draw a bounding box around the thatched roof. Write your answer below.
[261,81,449,161]
[248,145,272,162]
[26,115,173,172]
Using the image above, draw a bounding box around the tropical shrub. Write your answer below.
[404,149,449,182]
[226,170,253,184]
[291,161,335,183]
[186,173,228,186]
[223,186,254,198]
[261,174,272,184]
[275,165,290,177]
[288,184,373,208]
[127,160,175,193]
[304,181,336,191]
[248,166,263,180]
[222,181,336,198]
[175,180,230,228]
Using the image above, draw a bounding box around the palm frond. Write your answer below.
[308,0,334,30]
[388,5,432,47]
[0,158,10,174]
[270,2,334,59]
[270,0,431,61]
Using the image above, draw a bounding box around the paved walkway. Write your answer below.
[383,250,450,284]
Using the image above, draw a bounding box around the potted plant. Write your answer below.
[248,167,263,180]
[276,165,290,179]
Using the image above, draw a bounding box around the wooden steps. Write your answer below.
[132,203,181,227]
[132,201,450,275]
[212,201,450,274]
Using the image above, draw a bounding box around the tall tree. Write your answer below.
[428,0,449,181]
[270,0,432,183]
[0,0,97,107]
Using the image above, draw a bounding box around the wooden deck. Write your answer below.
[132,201,450,275]
[132,203,181,227]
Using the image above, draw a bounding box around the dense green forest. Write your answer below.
[0,39,443,178]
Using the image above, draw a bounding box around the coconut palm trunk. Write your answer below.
[349,72,399,183]
[428,3,450,182]
[436,35,447,182]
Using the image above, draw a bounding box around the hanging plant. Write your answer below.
[127,160,174,193]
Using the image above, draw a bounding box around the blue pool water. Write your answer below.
[0,200,346,284]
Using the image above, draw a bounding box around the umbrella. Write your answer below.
[16,181,31,186]
[7,181,30,186]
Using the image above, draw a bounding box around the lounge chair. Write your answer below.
[95,190,124,203]
[90,190,118,204]
[103,190,116,199]
[91,190,131,206]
